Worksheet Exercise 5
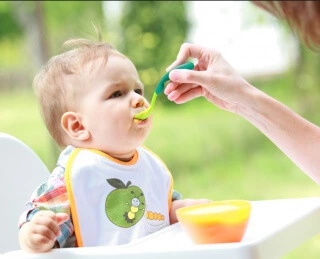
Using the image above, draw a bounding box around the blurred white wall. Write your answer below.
[186,1,299,79]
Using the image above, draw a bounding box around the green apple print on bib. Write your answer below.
[105,178,146,228]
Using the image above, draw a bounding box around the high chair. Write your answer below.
[2,133,320,258]
[0,133,49,253]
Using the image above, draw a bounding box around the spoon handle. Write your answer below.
[155,62,194,94]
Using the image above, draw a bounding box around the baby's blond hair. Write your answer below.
[33,38,124,147]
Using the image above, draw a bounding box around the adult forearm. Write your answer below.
[237,87,320,183]
[164,42,320,183]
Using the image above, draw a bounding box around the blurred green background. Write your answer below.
[1,1,320,258]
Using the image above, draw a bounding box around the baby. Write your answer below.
[18,38,210,253]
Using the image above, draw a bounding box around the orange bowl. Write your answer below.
[176,200,251,244]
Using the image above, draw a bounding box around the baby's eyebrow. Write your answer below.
[136,80,144,89]
[105,79,144,92]
[106,81,122,90]
[101,83,119,97]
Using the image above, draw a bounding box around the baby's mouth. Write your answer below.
[133,118,147,124]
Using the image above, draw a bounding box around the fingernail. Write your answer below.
[167,92,176,101]
[169,70,180,81]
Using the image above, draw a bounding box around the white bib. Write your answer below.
[65,147,173,247]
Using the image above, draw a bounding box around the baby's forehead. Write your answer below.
[82,48,125,64]
[79,51,142,84]
[77,50,128,73]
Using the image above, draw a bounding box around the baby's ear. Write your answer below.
[61,112,90,141]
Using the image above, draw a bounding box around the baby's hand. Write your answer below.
[170,198,211,224]
[19,210,69,253]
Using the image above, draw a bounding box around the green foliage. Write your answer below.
[0,1,105,87]
[43,1,105,55]
[0,39,26,70]
[0,90,58,169]
[293,43,320,93]
[0,2,23,40]
[0,2,105,67]
[120,1,189,98]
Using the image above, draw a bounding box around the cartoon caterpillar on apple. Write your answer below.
[105,178,164,228]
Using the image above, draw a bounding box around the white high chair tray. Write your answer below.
[4,197,320,259]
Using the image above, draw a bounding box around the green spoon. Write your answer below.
[134,61,195,120]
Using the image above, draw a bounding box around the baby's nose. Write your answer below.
[132,96,145,108]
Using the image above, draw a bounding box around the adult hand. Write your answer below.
[164,43,256,114]
[165,44,320,184]
[19,210,69,253]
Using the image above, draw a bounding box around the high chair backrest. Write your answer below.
[0,133,50,253]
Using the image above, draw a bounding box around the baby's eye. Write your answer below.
[109,91,122,99]
[134,89,143,95]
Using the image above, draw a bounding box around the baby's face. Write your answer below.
[76,54,152,159]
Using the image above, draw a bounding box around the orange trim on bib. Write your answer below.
[65,148,84,247]
[84,148,139,165]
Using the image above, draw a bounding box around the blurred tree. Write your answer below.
[43,1,104,54]
[2,1,104,72]
[293,42,320,119]
[0,2,23,40]
[0,2,29,88]
[10,2,49,70]
[119,1,189,99]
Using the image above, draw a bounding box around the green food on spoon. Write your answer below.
[134,62,195,120]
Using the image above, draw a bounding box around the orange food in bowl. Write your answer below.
[176,200,251,244]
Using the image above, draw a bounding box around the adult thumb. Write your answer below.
[56,213,69,225]
[169,69,209,87]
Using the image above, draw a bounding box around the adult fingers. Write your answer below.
[169,69,213,89]
[168,85,203,104]
[166,43,206,71]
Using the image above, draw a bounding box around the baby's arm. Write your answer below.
[19,210,69,253]
[169,198,211,224]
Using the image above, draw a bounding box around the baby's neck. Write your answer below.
[115,154,134,162]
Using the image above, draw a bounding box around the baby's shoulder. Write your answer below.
[31,166,66,197]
